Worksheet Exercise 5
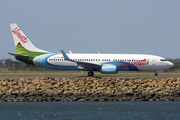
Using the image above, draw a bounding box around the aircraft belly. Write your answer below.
[136,66,163,71]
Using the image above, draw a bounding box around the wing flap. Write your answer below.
[76,61,101,69]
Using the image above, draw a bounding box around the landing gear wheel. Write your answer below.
[88,71,94,76]
[155,72,158,76]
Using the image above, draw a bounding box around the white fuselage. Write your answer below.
[33,53,173,72]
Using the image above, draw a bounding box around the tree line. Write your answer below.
[165,58,180,72]
[0,58,54,71]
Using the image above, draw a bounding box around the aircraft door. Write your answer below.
[152,58,156,66]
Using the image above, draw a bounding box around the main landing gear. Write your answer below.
[88,71,94,76]
[155,72,158,76]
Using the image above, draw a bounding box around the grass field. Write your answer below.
[0,71,180,77]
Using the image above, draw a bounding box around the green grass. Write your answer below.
[0,72,180,77]
[0,73,86,77]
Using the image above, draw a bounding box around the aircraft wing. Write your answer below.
[61,50,101,69]
[75,61,101,69]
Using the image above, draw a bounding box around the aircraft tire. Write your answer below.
[155,72,158,76]
[88,71,94,76]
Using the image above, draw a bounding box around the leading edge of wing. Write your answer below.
[61,50,101,69]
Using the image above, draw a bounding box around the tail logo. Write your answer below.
[12,27,28,44]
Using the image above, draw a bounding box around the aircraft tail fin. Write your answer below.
[10,24,50,55]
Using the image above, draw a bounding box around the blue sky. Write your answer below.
[1,1,180,59]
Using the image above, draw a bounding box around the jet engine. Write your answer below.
[100,65,118,74]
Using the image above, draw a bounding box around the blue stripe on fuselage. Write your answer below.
[34,54,83,70]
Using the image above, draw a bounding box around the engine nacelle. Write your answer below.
[100,65,118,74]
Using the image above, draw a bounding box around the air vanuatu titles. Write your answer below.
[12,27,28,44]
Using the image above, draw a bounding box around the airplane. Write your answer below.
[9,23,174,76]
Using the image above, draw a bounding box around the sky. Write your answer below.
[0,1,180,59]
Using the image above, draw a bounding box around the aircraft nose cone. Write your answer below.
[168,62,174,67]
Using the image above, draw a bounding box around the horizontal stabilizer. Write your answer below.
[8,53,28,58]
[8,53,34,64]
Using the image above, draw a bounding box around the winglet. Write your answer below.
[61,50,70,61]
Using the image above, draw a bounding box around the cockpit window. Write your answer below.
[160,59,167,61]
